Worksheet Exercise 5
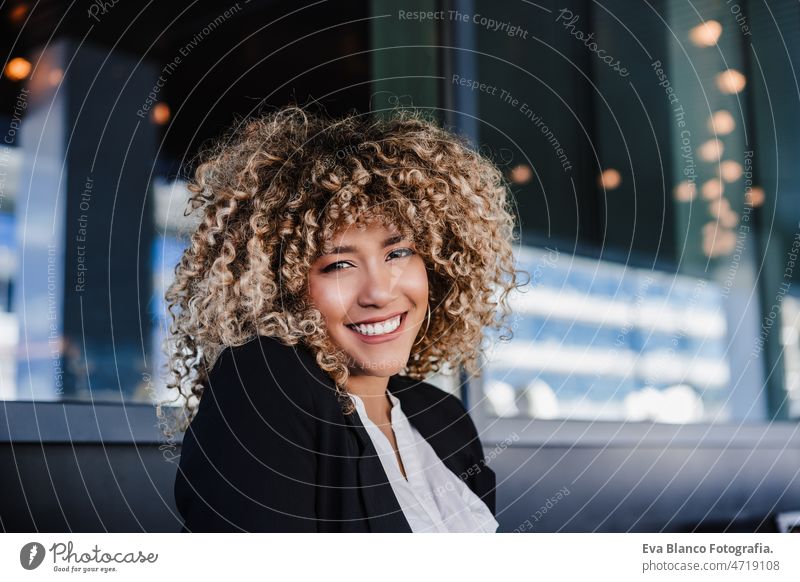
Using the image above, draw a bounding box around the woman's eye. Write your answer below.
[322,261,351,273]
[389,247,415,260]
[321,248,414,273]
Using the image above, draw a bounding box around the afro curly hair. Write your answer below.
[163,105,528,431]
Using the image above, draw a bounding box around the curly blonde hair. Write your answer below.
[163,105,528,431]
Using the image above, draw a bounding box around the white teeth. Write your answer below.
[349,314,402,336]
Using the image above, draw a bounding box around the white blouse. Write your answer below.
[348,391,499,533]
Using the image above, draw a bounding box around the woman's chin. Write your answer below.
[334,328,415,375]
[345,351,409,377]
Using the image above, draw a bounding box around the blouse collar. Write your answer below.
[348,382,402,413]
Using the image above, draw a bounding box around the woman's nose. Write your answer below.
[357,260,402,305]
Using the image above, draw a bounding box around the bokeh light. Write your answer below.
[151,102,171,125]
[598,168,622,190]
[509,164,533,185]
[707,110,736,135]
[674,181,697,202]
[698,139,724,162]
[702,179,724,200]
[719,160,743,182]
[4,56,31,81]
[716,69,747,94]
[689,20,723,47]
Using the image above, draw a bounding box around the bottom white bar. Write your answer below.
[1,533,798,581]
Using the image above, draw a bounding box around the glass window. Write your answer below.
[460,0,797,422]
[483,247,730,423]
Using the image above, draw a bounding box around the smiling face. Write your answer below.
[307,220,429,378]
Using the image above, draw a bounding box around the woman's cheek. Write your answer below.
[409,258,429,294]
[317,278,358,323]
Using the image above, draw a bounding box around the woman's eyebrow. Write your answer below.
[321,234,407,256]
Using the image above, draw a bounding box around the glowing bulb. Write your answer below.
[702,179,724,200]
[689,20,723,47]
[719,160,743,182]
[707,110,736,135]
[509,164,533,185]
[674,181,697,202]
[9,4,28,24]
[598,168,622,190]
[4,57,31,81]
[698,139,724,162]
[702,226,736,257]
[709,197,730,217]
[716,69,746,94]
[151,102,171,125]
[719,208,739,228]
[745,186,765,207]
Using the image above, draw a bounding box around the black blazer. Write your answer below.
[174,334,497,532]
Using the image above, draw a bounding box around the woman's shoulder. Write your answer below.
[176,336,320,531]
[181,335,321,465]
[389,375,479,437]
[204,335,320,416]
[212,334,312,371]
[390,374,465,410]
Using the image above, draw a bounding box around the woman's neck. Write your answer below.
[347,373,393,421]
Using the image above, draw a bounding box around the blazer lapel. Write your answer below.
[293,343,412,532]
[341,394,412,533]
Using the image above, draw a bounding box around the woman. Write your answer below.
[165,106,526,532]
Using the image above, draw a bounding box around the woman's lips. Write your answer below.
[345,311,408,344]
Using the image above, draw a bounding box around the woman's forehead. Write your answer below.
[326,221,400,244]
[331,211,401,234]
[315,218,416,256]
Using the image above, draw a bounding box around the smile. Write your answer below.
[346,312,408,341]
